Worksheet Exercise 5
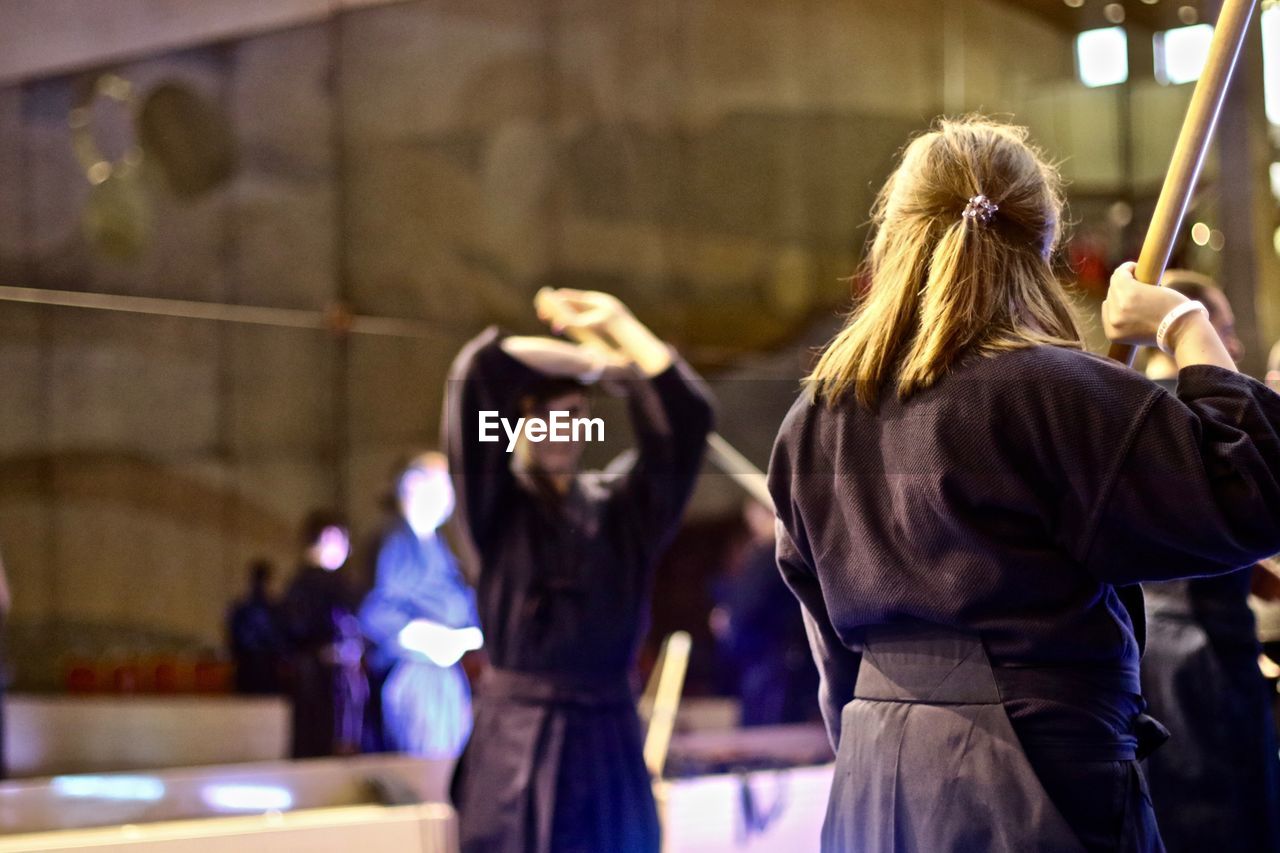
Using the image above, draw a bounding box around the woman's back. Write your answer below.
[773,337,1280,676]
[774,344,1156,673]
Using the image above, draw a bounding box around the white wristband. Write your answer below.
[1156,300,1207,355]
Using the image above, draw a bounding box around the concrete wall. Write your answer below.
[0,0,1157,687]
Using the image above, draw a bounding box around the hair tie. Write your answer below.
[962,194,998,225]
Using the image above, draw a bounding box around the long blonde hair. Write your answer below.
[809,117,1083,408]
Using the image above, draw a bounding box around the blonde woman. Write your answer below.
[768,117,1280,852]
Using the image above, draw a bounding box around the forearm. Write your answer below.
[397,619,483,665]
[501,336,604,380]
[1170,313,1236,372]
[605,316,672,377]
[629,357,715,467]
[531,287,673,376]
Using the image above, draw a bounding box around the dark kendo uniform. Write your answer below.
[359,517,480,758]
[769,346,1280,853]
[281,563,367,758]
[1139,378,1280,853]
[716,538,819,726]
[227,587,285,694]
[446,327,714,853]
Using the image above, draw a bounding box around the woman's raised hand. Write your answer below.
[1101,263,1188,348]
[535,288,630,341]
[1102,262,1236,371]
[534,288,672,377]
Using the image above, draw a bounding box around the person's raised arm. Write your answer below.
[500,335,628,381]
[446,306,648,547]
[1079,372,1280,585]
[534,288,672,377]
[444,328,543,549]
[1103,262,1236,372]
[535,290,715,530]
[1086,262,1280,583]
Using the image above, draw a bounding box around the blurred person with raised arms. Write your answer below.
[769,117,1280,852]
[445,289,714,853]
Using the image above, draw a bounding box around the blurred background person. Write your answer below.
[226,558,285,695]
[1139,270,1280,853]
[359,452,481,764]
[281,510,367,758]
[709,499,818,727]
[446,289,714,853]
[1255,342,1280,678]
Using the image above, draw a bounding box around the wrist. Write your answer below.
[1156,300,1207,355]
[601,313,641,350]
[1165,309,1211,355]
[608,317,671,376]
[578,350,606,384]
[1169,311,1236,371]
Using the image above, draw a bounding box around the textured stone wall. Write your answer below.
[0,0,1104,687]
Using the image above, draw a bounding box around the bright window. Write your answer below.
[1076,27,1130,88]
[1154,24,1213,85]
[1263,5,1280,124]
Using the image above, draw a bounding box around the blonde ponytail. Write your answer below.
[809,117,1083,409]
